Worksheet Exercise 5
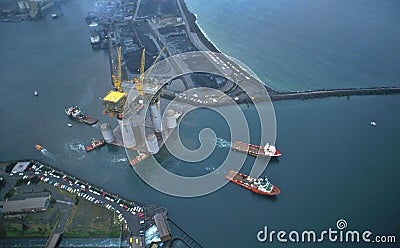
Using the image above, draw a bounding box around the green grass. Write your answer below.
[0,222,53,238]
[0,197,60,238]
[63,229,120,238]
[63,197,121,238]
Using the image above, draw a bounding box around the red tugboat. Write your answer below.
[129,151,150,166]
[225,170,280,195]
[231,140,282,157]
[85,139,105,152]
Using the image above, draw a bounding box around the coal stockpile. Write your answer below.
[158,25,197,54]
[121,21,161,75]
[137,0,179,18]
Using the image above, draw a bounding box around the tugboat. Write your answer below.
[226,170,280,196]
[65,106,98,125]
[129,151,150,166]
[35,144,43,151]
[231,140,282,157]
[85,138,105,152]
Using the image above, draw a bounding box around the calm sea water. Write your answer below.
[186,0,400,91]
[0,0,399,247]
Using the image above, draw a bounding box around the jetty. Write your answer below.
[268,86,400,101]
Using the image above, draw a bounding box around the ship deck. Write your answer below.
[226,170,251,183]
[82,115,98,125]
[231,141,249,152]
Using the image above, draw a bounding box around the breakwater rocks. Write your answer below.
[161,86,400,107]
[268,86,400,101]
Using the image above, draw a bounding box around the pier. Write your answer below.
[268,86,400,101]
[168,219,203,248]
[160,85,400,106]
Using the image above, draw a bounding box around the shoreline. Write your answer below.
[0,159,200,245]
[179,0,400,97]
[0,159,152,207]
[179,0,220,53]
[0,159,144,242]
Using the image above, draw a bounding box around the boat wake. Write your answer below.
[91,123,101,129]
[40,149,56,160]
[111,156,128,163]
[65,141,86,160]
[68,143,86,151]
[205,166,215,172]
[213,137,232,148]
[205,166,227,175]
[145,224,161,245]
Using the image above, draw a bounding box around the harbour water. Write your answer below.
[0,0,399,247]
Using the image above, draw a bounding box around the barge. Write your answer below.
[65,106,98,125]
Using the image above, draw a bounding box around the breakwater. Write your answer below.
[268,86,400,101]
[160,85,400,108]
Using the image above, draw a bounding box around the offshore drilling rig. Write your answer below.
[99,45,177,164]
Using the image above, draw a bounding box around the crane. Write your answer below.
[145,47,165,78]
[112,46,122,92]
[133,48,145,96]
[147,47,166,104]
[134,47,166,97]
[102,46,127,118]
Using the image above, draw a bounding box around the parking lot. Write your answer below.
[4,160,149,246]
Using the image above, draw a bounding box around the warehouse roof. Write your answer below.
[1,197,50,213]
[11,161,30,173]
[154,213,170,241]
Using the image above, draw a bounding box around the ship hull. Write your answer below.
[85,140,105,152]
[225,170,280,196]
[68,115,98,125]
[129,152,150,166]
[65,106,98,125]
[231,140,282,157]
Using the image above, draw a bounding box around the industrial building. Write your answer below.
[0,196,50,214]
[153,213,171,242]
[11,161,30,174]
